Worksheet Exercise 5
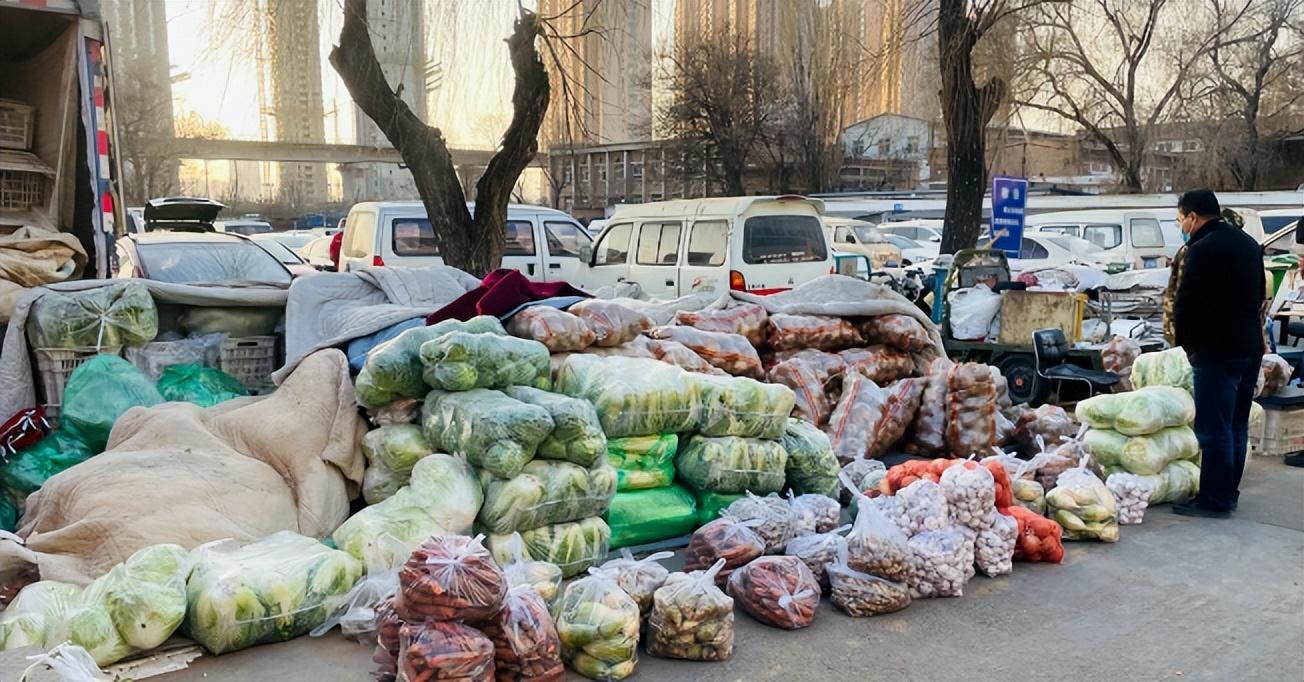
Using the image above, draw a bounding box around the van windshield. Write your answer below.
[743,215,827,264]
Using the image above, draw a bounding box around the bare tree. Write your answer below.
[656,30,784,196]
[113,70,180,206]
[331,0,548,276]
[1204,0,1304,190]
[786,2,855,194]
[1017,0,1249,193]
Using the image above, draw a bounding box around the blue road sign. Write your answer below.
[990,176,1028,258]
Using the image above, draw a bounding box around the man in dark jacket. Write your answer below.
[1170,189,1265,518]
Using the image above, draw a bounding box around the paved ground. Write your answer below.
[156,456,1304,682]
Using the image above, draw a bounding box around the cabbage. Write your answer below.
[355,316,506,408]
[422,389,555,478]
[101,544,190,650]
[65,603,132,666]
[419,331,551,392]
[0,581,81,650]
[186,574,269,655]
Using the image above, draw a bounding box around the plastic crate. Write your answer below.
[1250,399,1304,457]
[0,169,44,211]
[219,336,278,393]
[0,99,34,151]
[34,346,123,426]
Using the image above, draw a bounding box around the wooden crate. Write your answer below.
[1249,402,1304,456]
[997,290,1087,345]
[0,99,34,151]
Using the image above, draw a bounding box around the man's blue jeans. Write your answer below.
[1191,356,1261,511]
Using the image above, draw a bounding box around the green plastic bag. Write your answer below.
[695,373,795,440]
[421,388,555,479]
[156,364,248,407]
[419,331,551,392]
[27,282,158,349]
[354,316,505,408]
[690,487,744,525]
[781,418,840,497]
[1,428,94,507]
[604,485,698,549]
[505,386,607,467]
[0,495,15,532]
[62,355,164,451]
[675,435,787,495]
[606,434,677,491]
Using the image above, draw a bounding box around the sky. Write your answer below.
[164,0,677,148]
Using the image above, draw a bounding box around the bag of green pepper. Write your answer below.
[675,435,787,495]
[606,434,677,491]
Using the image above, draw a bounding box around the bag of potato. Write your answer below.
[766,314,863,351]
[859,314,931,353]
[676,303,768,346]
[648,326,764,378]
[643,337,722,375]
[507,305,596,352]
[909,357,954,454]
[646,559,734,662]
[825,374,923,463]
[569,299,652,348]
[767,351,844,426]
[944,363,997,458]
[838,345,914,385]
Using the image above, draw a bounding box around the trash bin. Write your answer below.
[1267,258,1296,296]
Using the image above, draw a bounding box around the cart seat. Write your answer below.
[1033,328,1120,389]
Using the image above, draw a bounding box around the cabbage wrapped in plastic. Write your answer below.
[1076,386,1195,436]
[101,544,191,651]
[28,281,158,349]
[185,531,363,654]
[606,434,677,491]
[505,386,607,467]
[0,580,82,651]
[555,355,703,437]
[554,568,641,680]
[488,517,611,578]
[675,435,788,495]
[422,388,555,479]
[333,453,483,564]
[1106,459,1200,505]
[61,355,165,452]
[695,373,795,439]
[479,459,617,534]
[1131,347,1193,393]
[1085,426,1199,476]
[355,316,505,408]
[781,418,840,498]
[360,425,433,504]
[419,330,551,392]
[62,600,133,666]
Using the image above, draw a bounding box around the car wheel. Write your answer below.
[996,353,1049,406]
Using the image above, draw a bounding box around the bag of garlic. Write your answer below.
[827,542,911,617]
[907,527,975,598]
[973,512,1016,577]
[1105,472,1158,525]
[938,461,997,531]
[788,492,841,536]
[891,479,950,537]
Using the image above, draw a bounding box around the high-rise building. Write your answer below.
[540,0,653,148]
[266,0,327,207]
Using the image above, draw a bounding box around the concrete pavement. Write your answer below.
[161,456,1304,682]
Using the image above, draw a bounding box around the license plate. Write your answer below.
[1143,257,1157,269]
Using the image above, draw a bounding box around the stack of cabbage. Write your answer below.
[556,355,799,546]
[185,531,362,654]
[1077,386,1200,504]
[0,544,190,667]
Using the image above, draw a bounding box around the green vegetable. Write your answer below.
[184,531,362,655]
[604,485,698,549]
[675,435,787,495]
[64,602,133,666]
[419,330,551,392]
[478,459,617,534]
[488,517,611,578]
[156,364,248,407]
[781,418,840,497]
[102,544,190,650]
[1086,426,1199,476]
[505,386,607,467]
[606,434,677,491]
[1,427,93,509]
[1076,386,1195,436]
[554,571,640,679]
[27,282,158,349]
[695,374,795,439]
[1131,347,1193,393]
[362,425,431,474]
[0,581,81,650]
[354,316,505,408]
[333,453,483,564]
[555,355,703,437]
[422,388,554,479]
[62,355,164,452]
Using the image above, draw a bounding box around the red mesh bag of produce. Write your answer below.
[766,314,862,351]
[398,620,496,682]
[768,358,835,425]
[944,363,997,458]
[1005,505,1064,563]
[859,314,931,353]
[838,345,915,384]
[826,374,923,463]
[648,326,763,378]
[1101,336,1142,392]
[644,338,722,375]
[676,303,768,346]
[569,300,652,347]
[909,357,954,454]
[396,535,507,625]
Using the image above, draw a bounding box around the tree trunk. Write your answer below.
[722,155,745,195]
[331,0,547,277]
[937,0,1005,255]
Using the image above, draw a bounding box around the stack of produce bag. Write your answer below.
[647,326,764,378]
[506,305,596,352]
[1077,386,1199,506]
[355,316,506,408]
[825,373,923,463]
[556,355,702,436]
[185,532,362,654]
[0,544,190,666]
[676,303,768,345]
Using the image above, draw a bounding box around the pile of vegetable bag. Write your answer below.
[421,388,555,479]
[676,435,787,495]
[555,355,703,437]
[1078,385,1200,506]
[607,434,678,491]
[0,544,190,666]
[26,281,158,349]
[695,373,795,439]
[504,386,607,467]
[354,316,506,408]
[185,531,362,654]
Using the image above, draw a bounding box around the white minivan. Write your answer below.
[338,201,593,282]
[578,196,834,298]
[1028,209,1181,269]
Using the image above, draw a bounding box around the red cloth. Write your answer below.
[329,231,344,270]
[427,269,590,325]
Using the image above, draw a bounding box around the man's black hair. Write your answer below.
[1178,189,1221,217]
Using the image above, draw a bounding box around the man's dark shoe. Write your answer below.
[1285,453,1304,468]
[1173,501,1231,519]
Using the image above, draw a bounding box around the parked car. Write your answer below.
[214,219,275,236]
[1259,208,1304,236]
[1026,209,1212,270]
[879,220,944,243]
[300,235,336,271]
[580,195,833,298]
[1005,233,1111,274]
[338,201,593,282]
[823,216,902,269]
[883,233,940,266]
[250,233,318,278]
[116,198,291,285]
[255,230,318,253]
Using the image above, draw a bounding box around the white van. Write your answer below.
[1027,209,1180,269]
[578,196,834,298]
[338,201,593,282]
